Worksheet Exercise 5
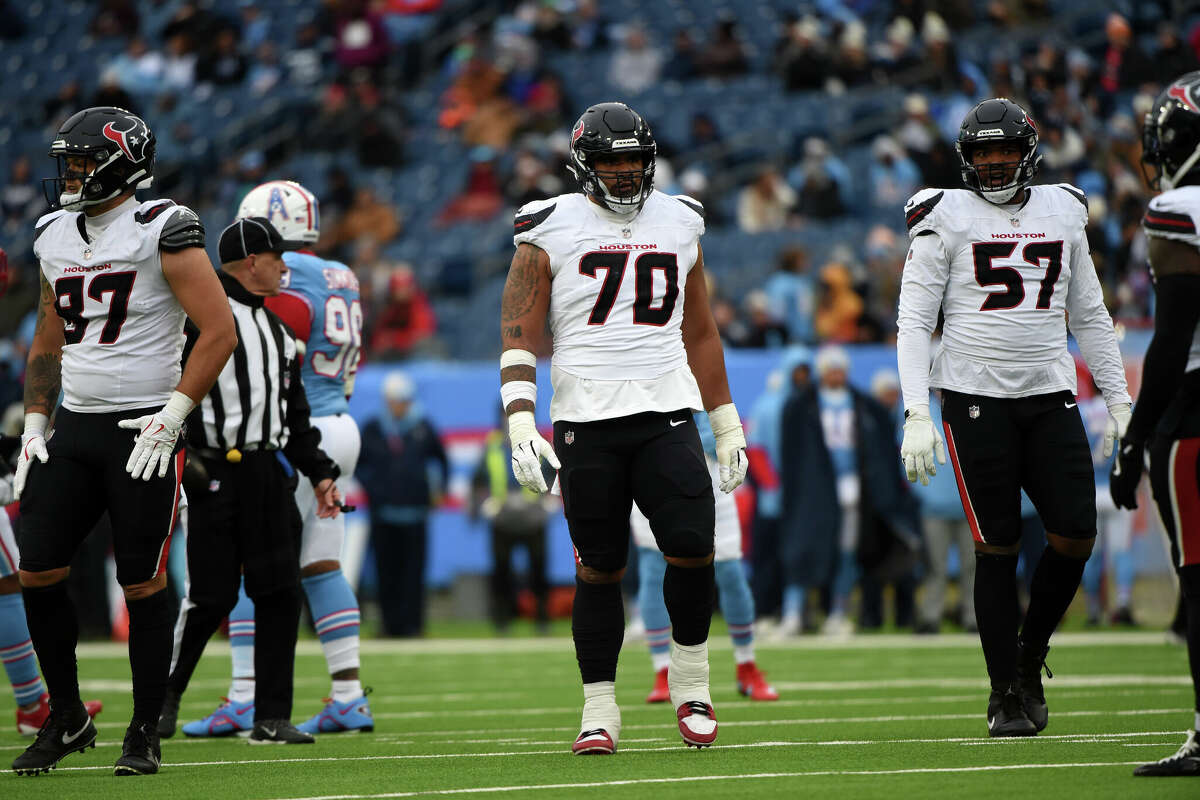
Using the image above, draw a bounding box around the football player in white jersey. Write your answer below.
[896,98,1131,738]
[499,102,747,754]
[11,107,236,776]
[1111,73,1200,777]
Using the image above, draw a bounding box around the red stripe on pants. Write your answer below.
[153,449,186,579]
[1173,439,1200,567]
[943,420,984,543]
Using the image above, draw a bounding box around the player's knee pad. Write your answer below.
[649,496,714,561]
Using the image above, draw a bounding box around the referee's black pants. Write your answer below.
[169,450,303,722]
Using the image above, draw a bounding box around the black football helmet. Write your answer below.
[567,102,656,212]
[1143,71,1200,191]
[43,106,156,211]
[955,98,1041,204]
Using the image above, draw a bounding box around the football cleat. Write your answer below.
[572,728,616,755]
[113,721,160,776]
[248,719,315,745]
[1133,730,1200,776]
[182,697,255,737]
[645,668,670,704]
[297,693,375,734]
[157,688,181,739]
[676,700,718,748]
[11,705,97,775]
[17,692,102,737]
[986,686,1037,737]
[1015,640,1051,732]
[736,662,779,701]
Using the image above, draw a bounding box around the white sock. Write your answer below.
[651,651,670,671]
[668,640,712,709]
[331,679,363,703]
[231,645,255,680]
[580,681,621,742]
[229,678,255,703]
[733,645,755,665]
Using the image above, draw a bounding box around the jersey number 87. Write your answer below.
[312,296,363,378]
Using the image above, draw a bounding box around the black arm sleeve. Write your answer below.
[1125,274,1200,443]
[282,354,339,484]
[159,206,206,252]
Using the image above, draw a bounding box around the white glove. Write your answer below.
[901,405,946,486]
[13,413,49,501]
[118,391,195,481]
[1102,401,1132,459]
[708,403,748,493]
[507,410,560,494]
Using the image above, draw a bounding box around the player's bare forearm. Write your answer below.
[500,243,551,415]
[162,247,238,402]
[24,274,64,416]
[680,247,732,410]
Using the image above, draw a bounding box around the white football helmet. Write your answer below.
[236,180,320,248]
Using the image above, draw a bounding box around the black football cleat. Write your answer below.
[248,719,315,745]
[1133,730,1200,776]
[114,721,161,776]
[12,705,97,776]
[157,688,182,739]
[1015,640,1051,732]
[986,686,1037,737]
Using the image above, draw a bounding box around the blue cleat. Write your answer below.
[181,698,255,737]
[297,693,374,734]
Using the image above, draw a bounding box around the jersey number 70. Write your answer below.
[580,251,679,327]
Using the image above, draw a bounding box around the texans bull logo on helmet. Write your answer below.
[101,117,151,164]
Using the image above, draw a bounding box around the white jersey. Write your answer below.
[33,198,195,412]
[1143,185,1200,372]
[896,184,1129,410]
[513,190,706,422]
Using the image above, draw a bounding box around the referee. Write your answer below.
[163,217,340,744]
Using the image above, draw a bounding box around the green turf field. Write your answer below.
[3,628,1197,799]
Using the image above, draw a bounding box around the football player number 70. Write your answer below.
[312,296,363,378]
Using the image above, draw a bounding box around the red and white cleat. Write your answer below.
[17,692,103,736]
[572,728,616,755]
[736,661,779,701]
[676,700,718,748]
[645,667,670,703]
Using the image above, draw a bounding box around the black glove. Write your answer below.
[1109,440,1144,510]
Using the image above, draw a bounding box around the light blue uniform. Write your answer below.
[277,251,363,417]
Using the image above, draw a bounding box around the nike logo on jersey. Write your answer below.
[1064,402,1077,409]
[669,419,686,427]
[61,720,90,745]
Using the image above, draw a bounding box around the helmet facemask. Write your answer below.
[1142,103,1200,191]
[574,148,656,212]
[957,138,1040,204]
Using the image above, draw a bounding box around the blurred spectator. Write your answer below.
[739,291,788,349]
[1040,122,1087,178]
[1155,22,1199,79]
[107,37,165,97]
[370,266,437,360]
[2,157,42,231]
[763,246,816,345]
[531,2,572,50]
[358,372,448,637]
[324,188,401,256]
[790,137,850,219]
[833,22,872,90]
[248,42,284,96]
[240,3,272,51]
[437,147,504,225]
[570,0,609,50]
[354,82,407,167]
[161,33,198,93]
[874,16,921,78]
[915,13,964,94]
[737,166,795,234]
[663,28,700,82]
[286,22,327,87]
[776,16,828,92]
[90,71,139,114]
[0,259,38,337]
[609,26,663,95]
[162,1,223,46]
[43,81,83,127]
[196,26,248,87]
[699,16,748,79]
[523,71,571,134]
[335,0,391,75]
[814,262,864,343]
[1094,13,1151,114]
[862,225,906,338]
[897,93,960,188]
[90,0,139,38]
[505,149,562,208]
[711,296,743,348]
[867,135,922,213]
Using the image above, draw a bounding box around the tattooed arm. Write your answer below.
[499,242,552,415]
[24,273,65,417]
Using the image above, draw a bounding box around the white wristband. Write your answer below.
[707,403,742,437]
[500,349,537,370]
[500,380,537,410]
[23,412,48,437]
[508,410,537,442]
[164,390,196,423]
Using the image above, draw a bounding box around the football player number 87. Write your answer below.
[312,296,363,378]
[580,251,679,326]
[55,272,137,345]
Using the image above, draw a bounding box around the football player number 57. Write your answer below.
[312,296,363,378]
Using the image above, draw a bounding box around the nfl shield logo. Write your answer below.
[968,405,980,419]
[564,430,575,445]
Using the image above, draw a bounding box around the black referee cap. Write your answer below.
[218,217,296,264]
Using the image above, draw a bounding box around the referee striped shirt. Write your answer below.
[192,272,297,452]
